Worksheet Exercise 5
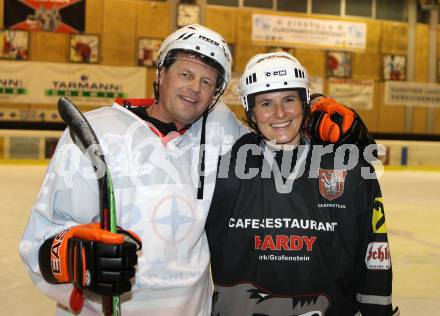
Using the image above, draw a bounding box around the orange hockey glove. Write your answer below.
[307,94,375,148]
[38,223,141,297]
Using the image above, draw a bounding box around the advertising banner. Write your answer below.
[221,73,241,106]
[252,14,367,51]
[328,78,374,110]
[0,61,146,106]
[310,76,324,95]
[384,81,440,107]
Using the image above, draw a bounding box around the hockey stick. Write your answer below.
[57,97,120,316]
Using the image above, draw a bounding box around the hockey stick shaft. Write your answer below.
[58,97,120,316]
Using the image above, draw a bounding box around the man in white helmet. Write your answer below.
[20,24,246,316]
[20,25,376,316]
[206,52,398,316]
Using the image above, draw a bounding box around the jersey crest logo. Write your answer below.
[318,168,347,201]
[151,194,197,245]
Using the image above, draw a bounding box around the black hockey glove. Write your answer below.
[307,94,376,150]
[39,223,142,297]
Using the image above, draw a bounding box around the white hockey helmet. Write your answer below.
[157,24,232,96]
[238,51,310,112]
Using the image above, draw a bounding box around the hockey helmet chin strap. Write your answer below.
[196,87,224,200]
[197,110,208,200]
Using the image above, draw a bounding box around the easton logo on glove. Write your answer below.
[51,230,69,276]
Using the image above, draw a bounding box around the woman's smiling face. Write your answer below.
[252,90,304,146]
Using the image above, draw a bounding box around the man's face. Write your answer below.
[252,90,304,146]
[157,55,219,129]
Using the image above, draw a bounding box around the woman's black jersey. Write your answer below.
[206,133,394,316]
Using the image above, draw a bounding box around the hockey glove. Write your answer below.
[38,223,142,297]
[307,94,376,149]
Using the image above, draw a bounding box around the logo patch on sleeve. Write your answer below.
[365,242,391,270]
[318,169,347,201]
[372,197,387,234]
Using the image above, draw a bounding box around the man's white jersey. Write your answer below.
[19,101,247,315]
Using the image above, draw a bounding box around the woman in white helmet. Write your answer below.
[206,52,399,316]
[20,23,379,316]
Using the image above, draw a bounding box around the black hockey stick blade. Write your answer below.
[57,96,110,225]
[58,96,107,172]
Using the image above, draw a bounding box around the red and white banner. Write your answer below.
[4,0,85,33]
